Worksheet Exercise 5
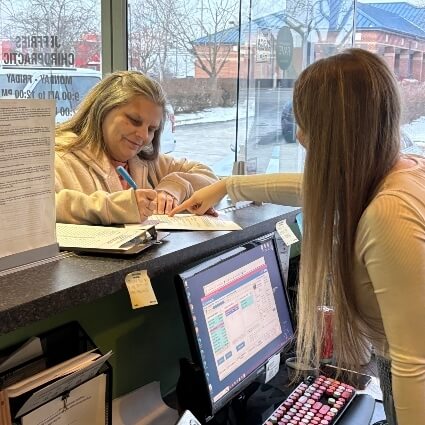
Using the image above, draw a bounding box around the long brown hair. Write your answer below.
[293,48,401,371]
[56,71,167,161]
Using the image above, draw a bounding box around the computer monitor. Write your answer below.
[176,234,294,416]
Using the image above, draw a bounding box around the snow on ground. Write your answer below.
[402,116,425,144]
[176,103,255,126]
[177,105,425,146]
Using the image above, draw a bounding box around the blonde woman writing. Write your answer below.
[55,71,217,224]
[171,49,425,424]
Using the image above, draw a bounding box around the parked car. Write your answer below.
[162,104,176,154]
[0,66,176,153]
[0,66,102,122]
[281,100,423,155]
[280,101,296,143]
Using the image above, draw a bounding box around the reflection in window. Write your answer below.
[128,0,239,173]
[0,0,101,122]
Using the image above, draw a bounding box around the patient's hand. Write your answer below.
[155,191,178,215]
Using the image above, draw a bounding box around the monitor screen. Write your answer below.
[176,235,294,414]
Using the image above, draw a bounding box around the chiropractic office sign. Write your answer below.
[2,35,75,67]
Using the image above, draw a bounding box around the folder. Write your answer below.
[0,322,112,425]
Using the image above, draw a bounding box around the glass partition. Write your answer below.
[0,0,102,123]
[356,1,425,156]
[236,0,355,174]
[128,0,239,172]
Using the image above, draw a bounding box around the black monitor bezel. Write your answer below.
[175,233,294,416]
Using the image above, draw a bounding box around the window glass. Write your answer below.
[236,0,355,174]
[357,1,425,156]
[128,0,239,170]
[0,0,101,123]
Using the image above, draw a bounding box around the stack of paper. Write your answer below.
[128,214,242,231]
[0,336,112,425]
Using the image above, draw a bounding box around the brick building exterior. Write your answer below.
[194,2,425,82]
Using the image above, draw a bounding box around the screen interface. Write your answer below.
[180,239,294,408]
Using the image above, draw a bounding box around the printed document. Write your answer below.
[21,373,106,425]
[0,100,56,259]
[56,223,153,250]
[128,214,242,231]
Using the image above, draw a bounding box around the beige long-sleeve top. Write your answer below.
[226,157,425,424]
[55,132,218,224]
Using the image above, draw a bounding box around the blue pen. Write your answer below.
[116,166,138,189]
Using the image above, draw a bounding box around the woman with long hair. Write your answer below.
[170,49,425,424]
[55,71,217,224]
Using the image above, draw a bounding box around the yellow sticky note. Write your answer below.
[125,270,158,309]
[276,219,299,246]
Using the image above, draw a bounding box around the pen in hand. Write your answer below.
[116,166,157,219]
[116,165,138,189]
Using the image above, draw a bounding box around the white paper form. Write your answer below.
[56,223,150,250]
[0,100,56,259]
[128,214,242,231]
[16,351,112,417]
[21,373,106,425]
[0,336,42,374]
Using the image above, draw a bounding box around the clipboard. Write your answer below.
[57,224,168,255]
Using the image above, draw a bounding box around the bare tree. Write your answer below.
[2,0,99,54]
[171,0,239,82]
[128,0,162,74]
[284,0,353,54]
[129,0,185,80]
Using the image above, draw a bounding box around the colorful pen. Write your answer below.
[116,166,138,189]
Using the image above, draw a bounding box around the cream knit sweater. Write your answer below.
[226,156,425,424]
[55,132,218,224]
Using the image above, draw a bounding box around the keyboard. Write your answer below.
[262,375,356,424]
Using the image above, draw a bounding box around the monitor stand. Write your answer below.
[175,358,284,425]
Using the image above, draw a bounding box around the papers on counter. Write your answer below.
[128,214,242,231]
[56,223,155,251]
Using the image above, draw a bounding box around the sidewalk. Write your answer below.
[176,103,255,126]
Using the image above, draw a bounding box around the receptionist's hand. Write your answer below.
[169,179,228,216]
[135,189,157,221]
[155,191,178,215]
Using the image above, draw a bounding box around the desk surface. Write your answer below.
[0,204,299,335]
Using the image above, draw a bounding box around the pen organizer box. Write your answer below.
[0,321,112,425]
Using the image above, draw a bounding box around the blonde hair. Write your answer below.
[56,70,167,160]
[293,49,401,371]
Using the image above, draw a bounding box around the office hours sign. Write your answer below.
[276,27,293,71]
[256,29,272,63]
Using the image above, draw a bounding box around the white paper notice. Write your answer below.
[276,220,299,246]
[0,100,56,259]
[129,214,242,231]
[112,381,178,425]
[125,270,158,309]
[21,373,106,425]
[265,353,281,383]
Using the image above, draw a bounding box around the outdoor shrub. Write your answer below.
[399,80,425,125]
[162,78,238,112]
